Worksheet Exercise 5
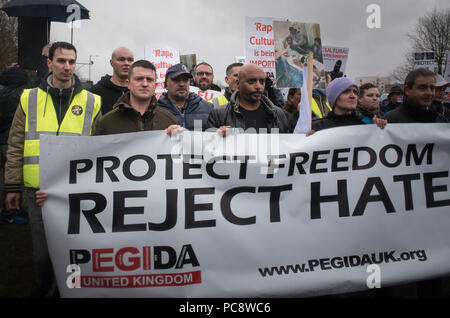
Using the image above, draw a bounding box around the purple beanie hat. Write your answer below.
[326,77,358,108]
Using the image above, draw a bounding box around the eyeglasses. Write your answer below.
[195,72,213,77]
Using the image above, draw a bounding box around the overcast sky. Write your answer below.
[49,0,449,85]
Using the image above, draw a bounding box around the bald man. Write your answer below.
[91,47,135,114]
[207,64,289,133]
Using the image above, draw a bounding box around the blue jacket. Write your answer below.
[157,92,213,130]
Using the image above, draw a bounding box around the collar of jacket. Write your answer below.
[356,103,382,118]
[224,87,233,101]
[229,91,277,118]
[401,97,438,119]
[98,74,129,92]
[159,92,202,112]
[328,109,363,121]
[113,91,157,114]
[39,73,82,98]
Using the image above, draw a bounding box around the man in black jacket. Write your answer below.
[90,47,134,114]
[207,64,289,134]
[384,68,448,123]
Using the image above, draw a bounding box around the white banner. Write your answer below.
[144,46,180,98]
[413,51,435,72]
[245,17,286,79]
[40,124,450,298]
[189,86,223,103]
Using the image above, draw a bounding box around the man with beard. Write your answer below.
[158,64,213,130]
[207,64,289,134]
[191,62,221,92]
[91,47,134,114]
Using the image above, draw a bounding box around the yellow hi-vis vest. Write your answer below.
[311,98,332,118]
[211,95,229,107]
[21,87,101,189]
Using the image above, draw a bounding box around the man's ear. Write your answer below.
[403,86,410,98]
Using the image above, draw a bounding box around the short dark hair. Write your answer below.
[49,42,77,60]
[128,60,157,80]
[288,87,301,98]
[404,68,435,88]
[226,62,244,76]
[359,83,377,97]
[194,62,213,74]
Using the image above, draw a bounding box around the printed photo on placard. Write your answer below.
[273,21,325,89]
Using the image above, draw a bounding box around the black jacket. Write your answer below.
[432,100,450,122]
[383,98,448,123]
[90,75,128,114]
[312,110,365,132]
[207,92,290,133]
[0,67,30,144]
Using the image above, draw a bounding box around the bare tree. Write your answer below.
[0,0,18,71]
[391,8,450,83]
[390,49,415,84]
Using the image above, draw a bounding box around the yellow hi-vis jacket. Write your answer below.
[211,95,229,107]
[21,87,101,189]
[311,98,332,118]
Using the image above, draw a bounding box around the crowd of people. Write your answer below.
[0,41,449,298]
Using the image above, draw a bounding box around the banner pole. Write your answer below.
[307,52,314,125]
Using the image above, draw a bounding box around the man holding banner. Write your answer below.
[207,64,289,134]
[4,42,102,297]
[94,60,179,135]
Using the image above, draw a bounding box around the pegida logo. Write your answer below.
[67,245,202,288]
[71,105,83,116]
[70,244,199,271]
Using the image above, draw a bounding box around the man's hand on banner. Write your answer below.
[36,190,48,207]
[306,129,315,136]
[166,125,185,137]
[373,116,387,129]
[217,126,233,137]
